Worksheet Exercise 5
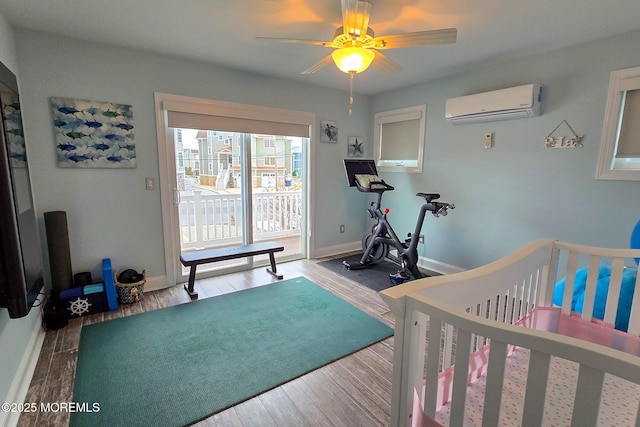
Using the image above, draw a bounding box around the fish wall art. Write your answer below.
[50,97,136,168]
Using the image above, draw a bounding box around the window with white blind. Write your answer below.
[373,104,426,173]
[597,66,640,180]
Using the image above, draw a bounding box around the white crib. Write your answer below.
[380,239,640,427]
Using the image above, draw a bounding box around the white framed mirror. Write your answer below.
[596,65,640,180]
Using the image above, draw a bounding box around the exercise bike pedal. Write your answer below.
[342,260,368,270]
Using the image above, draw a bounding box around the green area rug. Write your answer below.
[71,277,393,426]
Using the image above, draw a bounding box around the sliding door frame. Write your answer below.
[154,92,315,287]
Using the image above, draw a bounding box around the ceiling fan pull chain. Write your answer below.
[349,70,355,115]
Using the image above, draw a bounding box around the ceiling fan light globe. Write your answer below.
[331,47,375,73]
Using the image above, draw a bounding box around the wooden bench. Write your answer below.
[179,241,284,299]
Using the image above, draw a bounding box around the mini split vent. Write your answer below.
[445,84,543,124]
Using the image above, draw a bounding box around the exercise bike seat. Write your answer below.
[416,192,440,203]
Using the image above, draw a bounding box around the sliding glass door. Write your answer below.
[172,129,305,275]
[155,94,313,285]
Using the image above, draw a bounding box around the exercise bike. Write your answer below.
[343,159,454,284]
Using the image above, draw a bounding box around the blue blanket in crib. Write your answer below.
[552,263,637,332]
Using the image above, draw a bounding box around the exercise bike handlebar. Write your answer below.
[355,179,394,193]
[432,202,455,217]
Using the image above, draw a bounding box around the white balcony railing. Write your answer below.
[179,190,302,249]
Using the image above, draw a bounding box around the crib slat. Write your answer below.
[506,286,516,324]
[497,292,507,323]
[522,276,531,316]
[406,309,428,416]
[482,340,508,427]
[525,273,534,316]
[450,328,472,426]
[423,318,442,418]
[562,252,579,315]
[628,273,640,336]
[581,255,600,323]
[516,281,523,321]
[571,364,604,427]
[476,299,487,348]
[443,323,454,368]
[635,396,640,427]
[604,257,624,325]
[521,349,550,425]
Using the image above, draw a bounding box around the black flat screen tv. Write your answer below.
[0,60,44,318]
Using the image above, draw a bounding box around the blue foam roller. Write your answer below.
[83,283,104,295]
[59,287,82,299]
[631,219,640,265]
[102,258,119,310]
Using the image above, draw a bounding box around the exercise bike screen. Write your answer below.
[344,159,378,187]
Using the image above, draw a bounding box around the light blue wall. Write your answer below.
[4,19,640,404]
[371,30,640,269]
[0,10,42,408]
[13,29,372,284]
[0,8,16,73]
[2,27,372,401]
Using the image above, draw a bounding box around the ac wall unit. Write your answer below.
[445,83,543,124]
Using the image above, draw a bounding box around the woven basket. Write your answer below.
[115,269,146,304]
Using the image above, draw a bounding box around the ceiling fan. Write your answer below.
[257,0,457,110]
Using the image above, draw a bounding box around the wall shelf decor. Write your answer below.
[544,120,583,148]
[50,97,136,168]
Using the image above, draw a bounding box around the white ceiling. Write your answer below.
[1,0,640,95]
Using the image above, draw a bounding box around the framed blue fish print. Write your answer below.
[50,97,135,168]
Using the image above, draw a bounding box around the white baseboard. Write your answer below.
[419,256,466,275]
[0,310,46,427]
[312,241,362,259]
[143,274,168,292]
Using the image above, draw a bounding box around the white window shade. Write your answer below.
[163,99,310,138]
[373,105,426,173]
[615,88,640,158]
[379,119,420,161]
[596,66,640,180]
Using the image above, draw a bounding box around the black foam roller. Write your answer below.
[74,272,92,287]
[44,211,73,297]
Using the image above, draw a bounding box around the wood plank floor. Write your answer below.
[17,257,396,427]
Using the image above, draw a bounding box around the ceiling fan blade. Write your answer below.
[370,51,403,74]
[373,28,457,49]
[256,36,335,47]
[341,0,371,38]
[300,54,335,74]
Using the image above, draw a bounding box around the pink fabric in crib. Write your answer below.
[518,307,640,357]
[432,345,491,411]
[413,306,640,425]
[412,387,445,427]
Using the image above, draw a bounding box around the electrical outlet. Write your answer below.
[419,234,424,244]
[485,132,493,149]
[145,177,155,190]
[339,224,345,233]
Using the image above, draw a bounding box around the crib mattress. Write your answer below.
[433,346,640,426]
